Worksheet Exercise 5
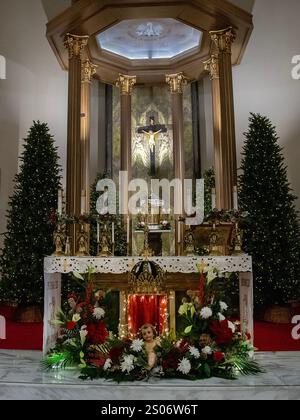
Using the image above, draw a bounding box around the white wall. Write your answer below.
[233,0,300,207]
[0,0,68,247]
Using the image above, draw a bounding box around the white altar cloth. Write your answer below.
[43,255,253,354]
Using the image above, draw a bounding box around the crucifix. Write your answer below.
[138,116,167,176]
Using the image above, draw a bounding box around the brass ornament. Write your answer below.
[203,54,219,80]
[184,228,196,256]
[64,33,89,59]
[209,224,222,256]
[53,225,66,256]
[97,223,112,257]
[81,59,97,83]
[209,27,236,54]
[76,224,89,257]
[115,74,137,95]
[166,72,189,94]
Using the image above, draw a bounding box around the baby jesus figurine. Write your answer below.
[140,324,161,369]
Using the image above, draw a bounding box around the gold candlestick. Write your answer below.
[232,222,244,255]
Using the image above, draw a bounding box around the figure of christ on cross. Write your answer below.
[137,116,168,176]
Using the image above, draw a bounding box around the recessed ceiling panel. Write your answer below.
[97,18,203,60]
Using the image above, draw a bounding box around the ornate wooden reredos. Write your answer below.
[46,0,253,255]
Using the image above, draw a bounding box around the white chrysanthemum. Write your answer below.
[189,346,200,359]
[202,346,212,355]
[130,339,144,352]
[177,358,191,375]
[219,301,228,312]
[200,307,213,319]
[218,313,226,321]
[104,358,112,371]
[121,355,135,374]
[228,321,236,333]
[93,307,105,320]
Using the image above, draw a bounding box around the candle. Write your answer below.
[81,190,86,215]
[178,221,181,244]
[127,216,130,243]
[112,222,115,244]
[233,186,238,211]
[211,188,216,211]
[97,221,100,243]
[57,189,63,216]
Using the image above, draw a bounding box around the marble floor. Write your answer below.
[0,350,299,400]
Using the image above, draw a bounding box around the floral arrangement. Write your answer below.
[42,266,261,381]
[42,268,110,371]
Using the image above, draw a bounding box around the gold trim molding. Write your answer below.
[166,72,189,94]
[115,74,137,95]
[64,33,89,59]
[203,54,219,80]
[210,27,236,53]
[81,59,98,83]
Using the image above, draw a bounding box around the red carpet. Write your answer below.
[0,306,42,350]
[0,305,300,351]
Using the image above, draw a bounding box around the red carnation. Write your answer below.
[67,321,76,330]
[213,352,224,363]
[210,320,233,345]
[87,323,109,345]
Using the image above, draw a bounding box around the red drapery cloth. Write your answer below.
[128,295,168,336]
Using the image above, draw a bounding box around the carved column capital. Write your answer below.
[203,55,219,80]
[81,59,97,83]
[115,74,137,95]
[166,72,189,94]
[64,33,89,59]
[209,27,236,53]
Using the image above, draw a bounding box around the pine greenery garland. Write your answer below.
[239,113,300,308]
[0,121,61,305]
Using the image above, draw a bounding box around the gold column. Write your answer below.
[118,291,128,339]
[204,27,237,210]
[81,59,97,212]
[166,73,188,256]
[64,34,89,254]
[115,74,136,254]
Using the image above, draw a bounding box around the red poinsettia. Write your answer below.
[210,320,233,345]
[67,321,77,330]
[87,323,109,345]
[213,352,224,363]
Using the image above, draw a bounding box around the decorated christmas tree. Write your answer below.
[239,113,300,309]
[0,122,61,306]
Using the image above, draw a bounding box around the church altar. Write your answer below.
[43,255,253,355]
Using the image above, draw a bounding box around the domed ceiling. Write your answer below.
[97,18,203,60]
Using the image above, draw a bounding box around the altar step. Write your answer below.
[0,351,299,400]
